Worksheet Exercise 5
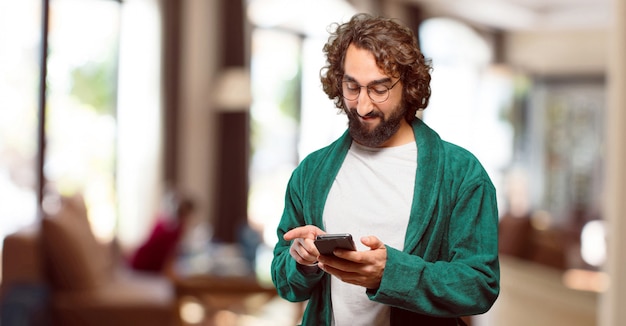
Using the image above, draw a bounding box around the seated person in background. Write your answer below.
[127,192,195,275]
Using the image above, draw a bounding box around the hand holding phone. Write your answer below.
[314,233,356,256]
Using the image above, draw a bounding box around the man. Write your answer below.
[271,13,499,326]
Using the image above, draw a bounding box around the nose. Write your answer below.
[355,88,374,117]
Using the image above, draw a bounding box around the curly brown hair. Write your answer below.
[320,13,432,122]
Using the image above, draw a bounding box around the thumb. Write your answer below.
[361,236,385,250]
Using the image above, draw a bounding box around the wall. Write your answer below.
[601,1,626,324]
[504,29,608,76]
[177,0,220,225]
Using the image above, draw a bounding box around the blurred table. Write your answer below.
[174,274,278,326]
[172,241,278,326]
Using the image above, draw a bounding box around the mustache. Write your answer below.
[346,107,383,119]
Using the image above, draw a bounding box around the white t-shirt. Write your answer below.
[323,141,417,326]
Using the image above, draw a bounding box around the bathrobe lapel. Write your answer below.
[403,118,445,254]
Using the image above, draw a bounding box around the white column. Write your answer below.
[116,0,163,248]
[600,0,626,325]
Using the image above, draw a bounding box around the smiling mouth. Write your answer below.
[359,116,378,124]
[360,115,383,129]
[354,109,381,120]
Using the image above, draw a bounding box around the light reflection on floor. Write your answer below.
[179,295,301,326]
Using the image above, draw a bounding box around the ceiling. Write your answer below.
[411,0,613,31]
[247,0,613,37]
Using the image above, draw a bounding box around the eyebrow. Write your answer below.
[343,75,393,86]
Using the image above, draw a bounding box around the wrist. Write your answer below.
[296,261,321,275]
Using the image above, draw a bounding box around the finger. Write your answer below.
[328,248,357,261]
[296,239,316,259]
[320,259,382,289]
[318,262,342,275]
[318,263,364,286]
[290,239,317,264]
[290,246,311,265]
[317,254,354,272]
[361,235,385,250]
[284,225,324,241]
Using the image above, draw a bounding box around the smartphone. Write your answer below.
[314,233,356,256]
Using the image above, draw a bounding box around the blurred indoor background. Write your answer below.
[0,0,624,325]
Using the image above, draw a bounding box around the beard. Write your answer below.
[344,103,406,147]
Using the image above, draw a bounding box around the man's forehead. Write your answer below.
[343,44,390,83]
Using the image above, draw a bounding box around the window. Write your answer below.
[0,0,162,252]
[44,0,121,241]
[0,0,41,245]
[419,17,515,216]
[246,0,355,247]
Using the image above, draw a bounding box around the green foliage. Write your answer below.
[70,57,117,115]
[277,64,302,122]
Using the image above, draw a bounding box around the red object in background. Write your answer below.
[128,215,185,273]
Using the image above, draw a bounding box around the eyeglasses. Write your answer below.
[341,78,401,103]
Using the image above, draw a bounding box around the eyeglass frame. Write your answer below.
[340,77,401,103]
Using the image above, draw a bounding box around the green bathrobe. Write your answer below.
[271,118,500,325]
